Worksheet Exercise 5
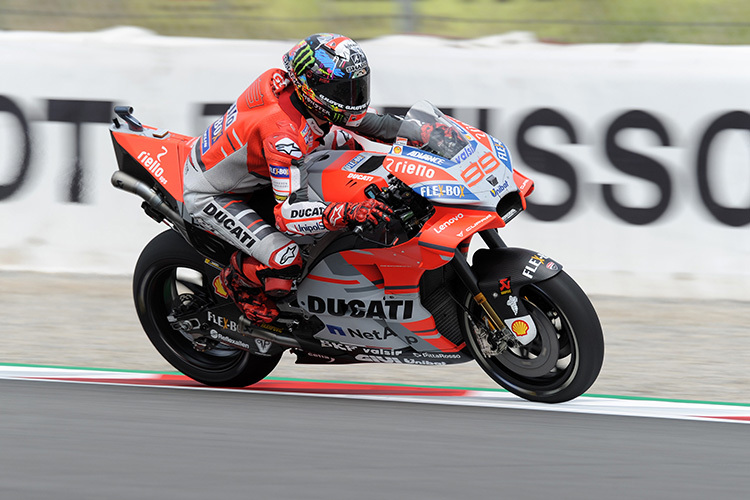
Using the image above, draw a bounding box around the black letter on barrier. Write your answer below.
[47,99,113,203]
[603,110,672,225]
[0,96,32,201]
[697,111,750,227]
[515,109,578,221]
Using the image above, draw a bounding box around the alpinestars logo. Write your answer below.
[277,244,298,266]
[327,204,345,227]
[275,138,302,158]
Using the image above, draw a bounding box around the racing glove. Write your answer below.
[322,199,393,231]
[328,129,363,151]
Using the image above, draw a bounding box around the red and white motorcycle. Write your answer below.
[110,100,604,403]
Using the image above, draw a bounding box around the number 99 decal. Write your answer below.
[460,152,500,187]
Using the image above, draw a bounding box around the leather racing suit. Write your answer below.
[183,68,400,299]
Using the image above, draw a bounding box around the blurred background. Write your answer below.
[1,0,749,401]
[2,0,750,44]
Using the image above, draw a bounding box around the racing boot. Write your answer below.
[220,252,288,325]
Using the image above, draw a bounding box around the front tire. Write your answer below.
[461,271,604,403]
[133,230,282,387]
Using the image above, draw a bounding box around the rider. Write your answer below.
[182,33,403,326]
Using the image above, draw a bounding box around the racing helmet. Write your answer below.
[283,33,370,126]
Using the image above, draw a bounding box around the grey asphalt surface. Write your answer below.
[1,379,748,500]
[2,272,750,499]
[2,271,750,403]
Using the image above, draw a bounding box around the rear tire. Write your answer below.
[461,271,604,403]
[133,230,282,387]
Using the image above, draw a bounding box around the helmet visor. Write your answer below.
[317,73,370,112]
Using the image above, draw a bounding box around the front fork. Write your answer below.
[451,230,517,355]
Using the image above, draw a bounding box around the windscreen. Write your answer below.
[396,101,469,159]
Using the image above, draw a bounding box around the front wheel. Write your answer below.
[461,271,604,403]
[133,230,282,387]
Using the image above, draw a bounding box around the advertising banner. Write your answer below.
[1,28,748,298]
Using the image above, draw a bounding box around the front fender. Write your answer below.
[471,247,563,320]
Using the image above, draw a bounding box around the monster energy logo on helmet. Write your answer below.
[293,44,315,74]
[283,33,371,126]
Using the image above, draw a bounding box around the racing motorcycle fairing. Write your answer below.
[110,102,542,362]
[110,115,194,206]
[296,252,470,364]
[301,150,391,204]
[385,101,529,217]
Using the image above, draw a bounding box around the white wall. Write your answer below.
[0,28,748,299]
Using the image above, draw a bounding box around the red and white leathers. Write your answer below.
[183,68,398,316]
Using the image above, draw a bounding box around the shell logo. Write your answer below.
[393,145,403,154]
[212,276,229,298]
[511,319,529,337]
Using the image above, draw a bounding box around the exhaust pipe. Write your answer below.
[238,317,301,348]
[111,170,186,232]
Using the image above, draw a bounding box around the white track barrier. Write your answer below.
[0,28,748,299]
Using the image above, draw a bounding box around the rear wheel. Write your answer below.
[133,230,282,387]
[461,271,604,403]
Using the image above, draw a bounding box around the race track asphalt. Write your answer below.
[1,378,748,500]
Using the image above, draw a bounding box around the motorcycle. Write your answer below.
[109,101,604,403]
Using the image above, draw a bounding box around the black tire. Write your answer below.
[132,230,282,387]
[461,271,604,403]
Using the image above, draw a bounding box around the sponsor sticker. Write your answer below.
[521,254,547,279]
[255,339,272,354]
[274,243,298,266]
[506,295,519,315]
[300,123,313,149]
[511,319,529,337]
[384,158,436,179]
[418,183,478,201]
[347,172,374,182]
[275,138,303,158]
[504,314,537,346]
[433,213,464,234]
[342,154,367,171]
[212,276,229,298]
[405,149,445,165]
[225,103,239,128]
[308,296,414,320]
[270,165,290,178]
[498,277,512,295]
